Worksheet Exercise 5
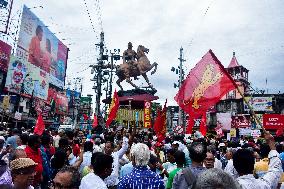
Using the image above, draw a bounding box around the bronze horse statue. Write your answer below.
[115,45,158,92]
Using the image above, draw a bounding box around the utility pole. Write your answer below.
[94,32,104,116]
[178,47,186,131]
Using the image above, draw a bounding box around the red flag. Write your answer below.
[83,114,89,121]
[199,113,207,136]
[186,116,194,134]
[153,100,167,142]
[276,128,283,137]
[175,50,237,117]
[106,90,119,128]
[93,114,98,128]
[34,113,45,135]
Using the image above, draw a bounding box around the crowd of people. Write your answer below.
[0,125,283,189]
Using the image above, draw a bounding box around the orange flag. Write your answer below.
[34,113,45,135]
[106,90,119,128]
[175,50,237,117]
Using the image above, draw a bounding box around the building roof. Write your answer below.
[228,52,240,68]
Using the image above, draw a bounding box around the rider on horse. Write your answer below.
[122,42,138,80]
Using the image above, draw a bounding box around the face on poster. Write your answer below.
[5,56,49,100]
[17,5,67,88]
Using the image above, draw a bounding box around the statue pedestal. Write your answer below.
[117,89,159,109]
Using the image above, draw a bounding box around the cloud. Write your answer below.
[10,0,284,107]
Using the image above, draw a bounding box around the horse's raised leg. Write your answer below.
[142,73,156,92]
[126,78,139,89]
[116,78,124,91]
[150,62,158,75]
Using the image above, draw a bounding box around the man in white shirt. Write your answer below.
[234,131,282,189]
[104,136,129,187]
[80,153,113,189]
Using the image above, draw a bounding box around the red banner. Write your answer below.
[231,115,251,128]
[0,40,12,72]
[144,101,152,128]
[263,114,284,130]
[56,93,68,114]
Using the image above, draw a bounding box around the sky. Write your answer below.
[2,0,284,107]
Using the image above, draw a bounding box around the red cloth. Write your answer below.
[175,50,236,117]
[93,114,98,128]
[106,90,119,127]
[186,116,194,134]
[34,113,45,135]
[49,146,55,156]
[153,100,167,142]
[72,144,80,157]
[25,146,43,186]
[199,113,207,136]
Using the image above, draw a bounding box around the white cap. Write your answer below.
[218,143,225,147]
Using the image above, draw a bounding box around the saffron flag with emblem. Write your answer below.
[106,90,119,128]
[153,100,167,142]
[175,50,237,117]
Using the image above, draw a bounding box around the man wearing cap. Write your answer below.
[10,158,37,189]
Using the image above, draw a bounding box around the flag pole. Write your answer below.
[235,86,266,132]
[209,50,266,132]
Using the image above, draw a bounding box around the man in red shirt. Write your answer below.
[25,135,43,188]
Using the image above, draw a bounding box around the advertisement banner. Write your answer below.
[230,128,237,137]
[5,56,49,100]
[244,97,273,112]
[66,89,81,108]
[251,130,261,138]
[216,113,232,130]
[239,128,252,136]
[263,114,284,130]
[17,5,68,88]
[231,114,251,128]
[0,40,12,72]
[55,92,68,114]
[144,101,152,128]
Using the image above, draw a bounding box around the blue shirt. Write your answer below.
[118,166,165,189]
[120,162,133,178]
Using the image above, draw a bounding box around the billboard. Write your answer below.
[47,87,68,114]
[5,56,49,100]
[16,5,68,88]
[231,114,251,128]
[216,113,232,130]
[244,97,273,112]
[263,114,284,130]
[0,40,12,72]
[66,89,81,108]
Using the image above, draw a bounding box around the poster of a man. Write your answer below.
[17,5,68,88]
[28,25,43,67]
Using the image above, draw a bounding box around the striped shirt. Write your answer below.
[118,166,165,189]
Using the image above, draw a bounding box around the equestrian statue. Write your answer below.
[113,42,158,92]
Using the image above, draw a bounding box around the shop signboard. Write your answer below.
[244,97,273,112]
[263,114,284,130]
